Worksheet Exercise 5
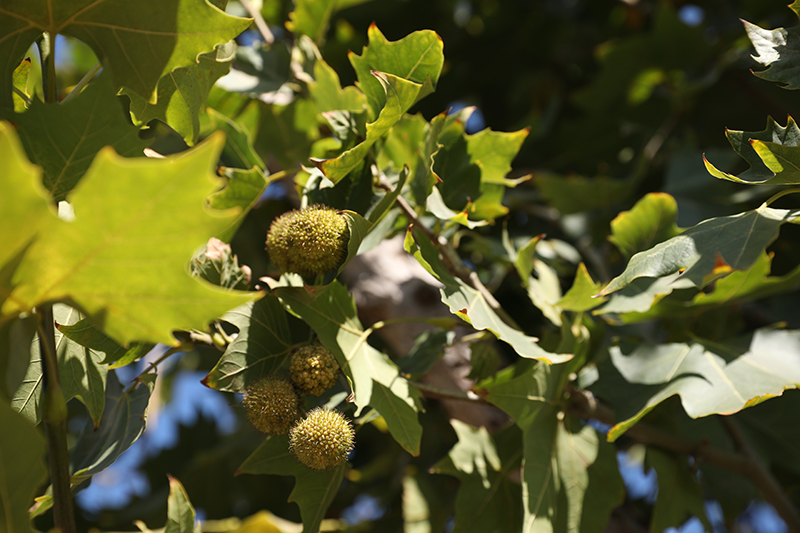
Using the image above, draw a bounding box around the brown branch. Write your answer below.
[568,385,800,530]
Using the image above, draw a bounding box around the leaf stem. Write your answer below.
[127,344,187,389]
[35,307,77,533]
[763,186,800,207]
[12,86,31,107]
[61,61,102,104]
[239,0,275,45]
[38,33,58,104]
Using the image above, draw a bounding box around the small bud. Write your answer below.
[242,375,300,434]
[289,408,355,470]
[290,343,340,396]
[266,205,349,277]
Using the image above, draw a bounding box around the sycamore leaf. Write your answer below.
[10,73,150,202]
[646,449,710,533]
[11,304,109,427]
[309,55,368,113]
[595,273,695,316]
[432,421,523,533]
[502,231,562,326]
[482,364,624,533]
[70,372,155,486]
[165,476,196,533]
[0,402,46,533]
[313,71,422,184]
[704,116,800,185]
[609,193,681,259]
[592,328,800,441]
[0,0,251,105]
[205,108,266,171]
[12,57,30,112]
[0,122,51,317]
[557,263,606,312]
[125,42,236,146]
[238,435,346,533]
[274,281,422,456]
[598,204,800,296]
[58,317,153,369]
[288,0,335,44]
[208,167,270,242]
[349,24,443,118]
[1,132,259,346]
[404,226,571,364]
[744,11,800,89]
[203,296,308,393]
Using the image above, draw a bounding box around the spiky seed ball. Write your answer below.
[242,376,300,435]
[289,408,355,470]
[266,205,349,277]
[290,343,340,396]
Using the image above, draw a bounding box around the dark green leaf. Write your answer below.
[745,12,800,89]
[58,318,153,369]
[238,434,346,533]
[646,448,710,533]
[533,173,631,215]
[397,329,454,376]
[0,402,46,533]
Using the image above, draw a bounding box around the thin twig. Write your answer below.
[239,0,275,44]
[61,62,102,104]
[127,344,187,389]
[36,308,77,533]
[720,417,800,532]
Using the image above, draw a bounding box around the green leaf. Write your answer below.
[645,449,710,533]
[11,304,109,427]
[216,43,292,96]
[309,56,368,114]
[313,71,422,184]
[0,122,51,317]
[503,232,562,326]
[9,73,151,202]
[288,0,335,44]
[0,315,37,402]
[203,296,307,393]
[483,364,624,533]
[208,167,270,242]
[254,98,320,169]
[432,421,523,533]
[404,226,571,364]
[556,263,605,312]
[165,476,196,533]
[1,133,259,346]
[402,472,433,533]
[744,12,800,89]
[396,329,454,376]
[205,107,266,171]
[599,204,800,296]
[609,193,681,259]
[704,116,800,185]
[593,329,800,441]
[12,58,31,112]
[349,24,443,118]
[125,42,236,146]
[595,273,694,315]
[0,402,46,533]
[70,372,156,486]
[58,318,154,369]
[0,0,251,104]
[238,435,346,533]
[532,173,631,215]
[274,281,422,455]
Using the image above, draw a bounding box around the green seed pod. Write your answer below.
[289,408,355,470]
[242,375,300,435]
[266,205,349,277]
[290,343,340,396]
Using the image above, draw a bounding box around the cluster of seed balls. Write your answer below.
[266,205,350,278]
[242,343,354,470]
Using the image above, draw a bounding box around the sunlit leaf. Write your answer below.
[599,204,800,296]
[238,434,346,533]
[557,263,606,312]
[309,55,367,113]
[0,0,251,105]
[404,226,571,364]
[165,476,196,533]
[0,402,46,533]
[1,133,259,346]
[744,10,800,89]
[609,193,681,259]
[288,0,335,44]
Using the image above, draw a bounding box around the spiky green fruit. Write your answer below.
[242,375,300,435]
[266,205,349,277]
[289,408,355,470]
[290,343,340,396]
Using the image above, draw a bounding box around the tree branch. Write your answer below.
[410,381,489,404]
[239,0,275,44]
[568,385,800,530]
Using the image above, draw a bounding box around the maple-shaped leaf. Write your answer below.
[0,0,251,107]
[704,116,800,185]
[744,5,800,90]
[238,435,346,533]
[0,127,259,346]
[10,73,151,202]
[349,24,443,118]
[609,192,681,259]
